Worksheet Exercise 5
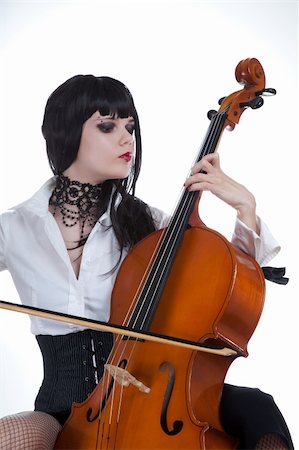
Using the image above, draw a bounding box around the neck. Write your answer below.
[63,167,104,186]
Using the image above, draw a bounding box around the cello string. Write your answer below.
[137,112,226,325]
[126,110,227,332]
[111,383,125,449]
[101,111,229,441]
[100,367,115,449]
[91,337,126,449]
[118,112,222,332]
[92,111,227,443]
[99,345,139,449]
[98,112,225,348]
[92,333,141,447]
[104,111,226,380]
[106,371,118,449]
[108,111,226,371]
[102,342,132,449]
[98,368,121,450]
[92,109,228,447]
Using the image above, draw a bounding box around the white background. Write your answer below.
[0,0,298,447]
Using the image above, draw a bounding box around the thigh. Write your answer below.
[0,411,61,450]
[220,384,294,449]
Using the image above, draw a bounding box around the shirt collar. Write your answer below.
[11,177,56,217]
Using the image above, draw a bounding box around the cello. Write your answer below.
[52,57,276,449]
[1,58,276,449]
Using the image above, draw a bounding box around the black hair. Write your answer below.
[42,75,156,254]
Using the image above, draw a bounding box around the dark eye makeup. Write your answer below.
[97,120,135,134]
[97,122,115,133]
[125,124,135,135]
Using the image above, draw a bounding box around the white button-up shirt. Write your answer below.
[0,178,280,336]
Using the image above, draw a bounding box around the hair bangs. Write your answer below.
[89,77,136,120]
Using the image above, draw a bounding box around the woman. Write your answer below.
[0,75,293,449]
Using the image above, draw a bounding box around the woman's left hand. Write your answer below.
[184,153,259,233]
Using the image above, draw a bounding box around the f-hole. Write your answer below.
[160,361,183,435]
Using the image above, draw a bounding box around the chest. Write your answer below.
[54,217,94,279]
[6,207,124,283]
[4,210,125,327]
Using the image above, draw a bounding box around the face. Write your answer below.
[64,111,135,184]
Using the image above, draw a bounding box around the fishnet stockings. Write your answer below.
[255,433,289,449]
[0,413,290,450]
[0,411,61,449]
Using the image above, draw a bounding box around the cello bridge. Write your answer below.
[104,364,151,394]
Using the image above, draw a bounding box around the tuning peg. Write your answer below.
[218,97,226,105]
[207,110,217,120]
[255,88,276,96]
[240,97,264,109]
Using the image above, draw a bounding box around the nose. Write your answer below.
[119,127,133,146]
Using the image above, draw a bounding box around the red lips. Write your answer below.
[119,152,132,161]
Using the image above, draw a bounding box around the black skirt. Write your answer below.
[35,330,293,449]
[220,384,293,449]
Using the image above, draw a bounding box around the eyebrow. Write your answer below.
[94,115,113,121]
[94,116,135,123]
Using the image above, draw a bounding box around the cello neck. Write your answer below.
[170,109,228,227]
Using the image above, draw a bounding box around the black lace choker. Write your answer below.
[49,175,102,245]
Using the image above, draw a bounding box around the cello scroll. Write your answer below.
[216,57,276,130]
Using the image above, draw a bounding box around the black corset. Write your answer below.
[34,329,113,419]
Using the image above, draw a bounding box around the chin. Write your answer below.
[112,169,131,180]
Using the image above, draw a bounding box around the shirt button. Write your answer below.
[85,377,89,382]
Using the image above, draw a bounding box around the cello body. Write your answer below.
[54,225,265,449]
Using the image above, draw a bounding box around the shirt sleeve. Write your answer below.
[231,216,281,266]
[148,205,171,229]
[149,205,280,267]
[0,215,7,271]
